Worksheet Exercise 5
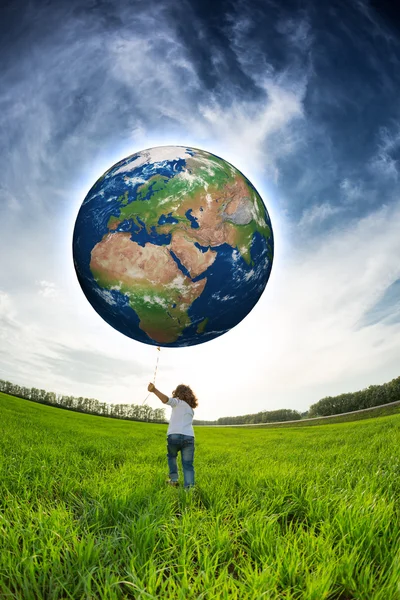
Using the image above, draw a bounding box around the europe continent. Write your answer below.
[72,146,274,347]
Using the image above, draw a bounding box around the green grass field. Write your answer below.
[1,393,399,600]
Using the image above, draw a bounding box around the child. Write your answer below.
[147,382,198,489]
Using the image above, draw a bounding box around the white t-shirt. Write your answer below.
[166,397,195,437]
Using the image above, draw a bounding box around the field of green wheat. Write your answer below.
[0,392,399,600]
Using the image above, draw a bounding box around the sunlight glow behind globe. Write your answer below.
[72,144,275,347]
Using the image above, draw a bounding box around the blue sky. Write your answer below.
[1,0,400,420]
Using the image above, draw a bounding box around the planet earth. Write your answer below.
[72,146,274,347]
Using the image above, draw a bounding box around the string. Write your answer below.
[141,346,161,405]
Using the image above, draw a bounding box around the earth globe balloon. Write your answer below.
[72,146,274,347]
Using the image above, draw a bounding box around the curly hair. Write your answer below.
[172,384,198,409]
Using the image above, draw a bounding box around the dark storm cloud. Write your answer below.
[165,0,258,96]
[272,0,400,230]
[1,0,399,245]
[368,1,400,34]
[0,0,307,226]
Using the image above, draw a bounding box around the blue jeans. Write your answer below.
[167,434,195,488]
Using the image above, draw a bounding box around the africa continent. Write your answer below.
[73,146,274,347]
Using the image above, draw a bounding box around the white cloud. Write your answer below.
[298,201,343,228]
[157,199,400,419]
[369,125,400,180]
[340,178,363,204]
[0,273,163,405]
[198,80,305,181]
[37,280,59,299]
[275,17,312,51]
[0,291,16,319]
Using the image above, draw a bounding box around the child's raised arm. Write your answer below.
[148,382,169,404]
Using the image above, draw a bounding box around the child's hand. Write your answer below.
[148,382,155,392]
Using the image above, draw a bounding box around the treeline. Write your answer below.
[194,408,303,426]
[194,374,400,425]
[309,375,400,417]
[2,374,399,426]
[0,379,167,423]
